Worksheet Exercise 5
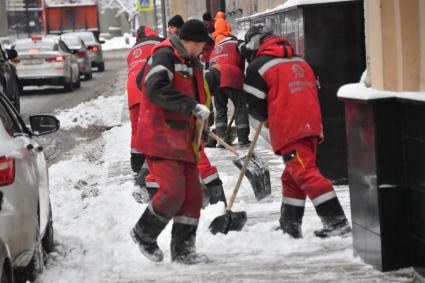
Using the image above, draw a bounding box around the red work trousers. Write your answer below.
[198,145,219,185]
[129,104,140,151]
[280,137,334,203]
[147,157,203,220]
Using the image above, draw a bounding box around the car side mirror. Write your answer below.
[99,40,105,44]
[6,49,18,60]
[29,115,60,136]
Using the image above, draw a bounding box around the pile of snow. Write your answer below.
[55,95,125,130]
[338,83,425,102]
[39,92,418,282]
[101,35,136,51]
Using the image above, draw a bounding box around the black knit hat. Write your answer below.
[168,15,184,28]
[179,19,209,42]
[202,12,212,22]
[245,24,273,43]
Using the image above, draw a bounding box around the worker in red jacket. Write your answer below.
[126,26,162,176]
[242,25,351,239]
[209,34,251,147]
[130,28,226,207]
[200,12,215,69]
[131,20,211,264]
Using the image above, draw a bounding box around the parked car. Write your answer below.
[0,89,59,282]
[11,36,80,91]
[61,34,93,80]
[64,31,105,72]
[0,238,13,283]
[0,43,21,112]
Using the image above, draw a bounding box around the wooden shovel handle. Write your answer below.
[197,118,206,146]
[227,121,264,210]
[208,129,240,156]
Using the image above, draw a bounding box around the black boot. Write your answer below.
[132,164,151,204]
[130,153,146,176]
[171,222,209,264]
[279,203,304,239]
[134,162,149,190]
[131,207,170,262]
[314,197,351,238]
[205,179,227,206]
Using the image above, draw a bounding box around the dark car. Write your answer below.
[0,43,21,112]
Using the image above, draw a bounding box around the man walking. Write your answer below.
[131,20,211,264]
[243,25,351,239]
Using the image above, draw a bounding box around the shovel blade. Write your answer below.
[228,211,248,232]
[233,152,271,200]
[209,210,248,235]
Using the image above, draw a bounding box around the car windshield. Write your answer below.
[14,38,56,52]
[68,32,96,44]
[61,36,81,48]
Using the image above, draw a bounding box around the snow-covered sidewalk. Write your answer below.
[37,93,420,282]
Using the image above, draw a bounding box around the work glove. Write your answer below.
[193,104,210,120]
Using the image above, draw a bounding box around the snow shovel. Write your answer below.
[208,126,271,201]
[209,122,265,235]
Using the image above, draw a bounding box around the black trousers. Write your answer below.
[213,87,250,143]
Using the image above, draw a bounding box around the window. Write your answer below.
[58,41,71,53]
[0,98,21,136]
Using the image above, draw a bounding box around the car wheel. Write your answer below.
[64,70,74,92]
[97,62,105,72]
[13,216,44,283]
[42,204,54,254]
[84,72,93,80]
[74,74,81,89]
[1,264,11,283]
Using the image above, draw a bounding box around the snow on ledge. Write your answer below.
[236,0,356,21]
[338,83,425,103]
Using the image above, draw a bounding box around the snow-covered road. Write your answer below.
[36,92,420,282]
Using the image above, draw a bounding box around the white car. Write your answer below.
[11,36,80,91]
[0,89,59,282]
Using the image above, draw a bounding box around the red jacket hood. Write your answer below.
[256,36,295,58]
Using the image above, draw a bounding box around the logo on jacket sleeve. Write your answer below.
[215,45,224,54]
[291,64,304,79]
[133,48,143,59]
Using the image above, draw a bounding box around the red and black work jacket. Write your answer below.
[200,20,215,64]
[126,37,162,109]
[243,36,323,154]
[134,35,209,163]
[209,36,245,90]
